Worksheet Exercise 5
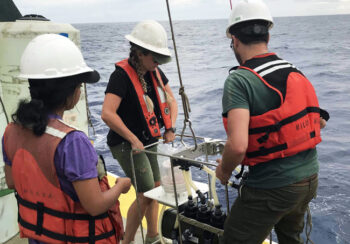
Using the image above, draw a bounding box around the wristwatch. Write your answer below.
[166,127,176,133]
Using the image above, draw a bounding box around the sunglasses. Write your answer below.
[152,56,159,64]
[230,39,234,49]
[151,52,171,65]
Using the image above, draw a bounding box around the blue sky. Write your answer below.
[13,0,350,24]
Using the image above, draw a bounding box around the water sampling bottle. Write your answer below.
[157,144,188,197]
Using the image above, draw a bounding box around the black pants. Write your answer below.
[222,175,318,244]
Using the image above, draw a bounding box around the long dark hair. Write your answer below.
[129,43,150,93]
[128,43,155,112]
[12,74,82,136]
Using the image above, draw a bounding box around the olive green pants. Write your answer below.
[109,142,160,193]
[222,175,318,244]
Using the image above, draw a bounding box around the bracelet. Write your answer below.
[166,127,176,133]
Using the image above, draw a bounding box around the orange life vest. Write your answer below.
[116,59,172,138]
[223,53,321,166]
[3,119,123,243]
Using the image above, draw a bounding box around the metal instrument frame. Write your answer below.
[130,134,228,244]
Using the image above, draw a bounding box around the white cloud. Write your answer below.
[171,0,200,5]
[12,0,350,23]
[15,0,101,7]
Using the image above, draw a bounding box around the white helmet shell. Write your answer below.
[19,34,95,79]
[125,20,171,57]
[226,0,273,38]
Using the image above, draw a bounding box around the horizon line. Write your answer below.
[71,13,350,25]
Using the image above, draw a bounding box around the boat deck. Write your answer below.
[4,234,26,244]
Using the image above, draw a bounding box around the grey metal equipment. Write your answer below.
[134,136,227,244]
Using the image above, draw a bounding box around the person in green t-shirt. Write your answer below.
[215,1,327,244]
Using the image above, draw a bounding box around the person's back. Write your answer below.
[215,1,328,243]
[223,55,319,189]
[2,34,131,244]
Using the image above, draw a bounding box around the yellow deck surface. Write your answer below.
[107,173,168,229]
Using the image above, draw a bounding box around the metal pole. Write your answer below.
[170,158,183,244]
[225,185,230,215]
[205,148,213,202]
[130,149,145,243]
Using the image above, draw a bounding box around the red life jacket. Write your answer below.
[3,119,123,243]
[116,59,172,138]
[223,53,321,166]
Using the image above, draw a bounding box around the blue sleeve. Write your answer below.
[54,131,98,183]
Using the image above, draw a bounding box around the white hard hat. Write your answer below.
[125,20,171,57]
[226,0,273,38]
[19,34,99,83]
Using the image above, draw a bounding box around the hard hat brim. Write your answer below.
[18,69,100,83]
[125,34,172,57]
[80,70,100,83]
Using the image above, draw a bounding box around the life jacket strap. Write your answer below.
[35,202,44,236]
[89,219,96,244]
[15,192,115,243]
[247,130,317,159]
[247,143,288,158]
[250,106,320,143]
[15,192,109,220]
[229,66,239,73]
[18,214,115,243]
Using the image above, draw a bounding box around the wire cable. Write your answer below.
[0,95,9,124]
[165,0,198,150]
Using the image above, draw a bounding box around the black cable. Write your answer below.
[0,95,9,124]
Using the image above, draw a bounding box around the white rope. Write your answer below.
[305,206,315,244]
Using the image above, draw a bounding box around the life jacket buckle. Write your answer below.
[164,107,169,115]
[257,133,269,144]
[149,116,157,126]
[273,122,282,131]
[257,122,282,144]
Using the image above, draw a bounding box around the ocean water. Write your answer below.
[75,15,350,244]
